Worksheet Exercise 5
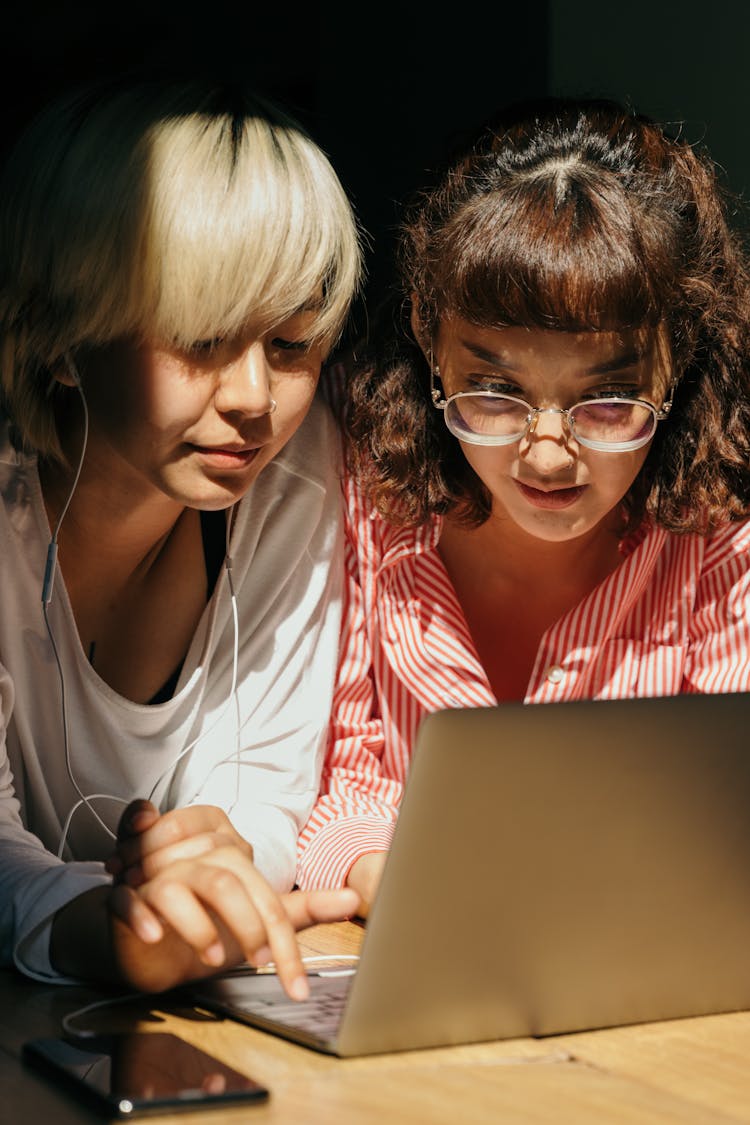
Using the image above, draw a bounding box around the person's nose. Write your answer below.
[518,409,578,473]
[214,341,275,418]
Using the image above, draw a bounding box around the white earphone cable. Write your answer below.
[46,360,241,856]
[42,374,124,850]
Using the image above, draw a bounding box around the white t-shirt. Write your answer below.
[0,393,344,981]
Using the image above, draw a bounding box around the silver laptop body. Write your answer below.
[192,691,750,1057]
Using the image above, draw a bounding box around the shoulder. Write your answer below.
[647,518,750,594]
[0,411,29,472]
[0,412,36,520]
[340,457,440,570]
[700,517,750,572]
[628,516,750,565]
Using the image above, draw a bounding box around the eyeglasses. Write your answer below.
[431,374,673,453]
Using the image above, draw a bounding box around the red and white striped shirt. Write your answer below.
[296,468,750,890]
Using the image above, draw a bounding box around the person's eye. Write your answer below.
[467,377,524,397]
[271,337,309,351]
[582,386,641,402]
[188,337,225,356]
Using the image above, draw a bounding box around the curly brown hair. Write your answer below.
[344,96,750,534]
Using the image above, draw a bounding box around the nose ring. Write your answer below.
[267,398,277,415]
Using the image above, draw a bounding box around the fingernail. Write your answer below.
[138,917,163,943]
[202,941,225,966]
[251,945,271,967]
[127,810,153,832]
[289,975,309,1001]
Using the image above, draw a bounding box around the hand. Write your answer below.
[100,799,360,995]
[105,799,253,887]
[346,852,388,919]
[108,874,360,995]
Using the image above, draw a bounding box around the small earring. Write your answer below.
[267,398,277,415]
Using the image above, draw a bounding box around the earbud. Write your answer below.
[65,353,82,387]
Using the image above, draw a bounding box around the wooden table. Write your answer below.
[4,921,750,1123]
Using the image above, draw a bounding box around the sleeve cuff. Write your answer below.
[12,863,111,984]
[296,816,395,890]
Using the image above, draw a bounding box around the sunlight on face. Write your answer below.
[71,309,325,511]
[434,317,672,545]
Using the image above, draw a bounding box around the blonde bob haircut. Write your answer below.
[0,76,362,459]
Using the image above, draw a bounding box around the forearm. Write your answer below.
[0,823,111,982]
[297,704,401,888]
[49,885,118,983]
[297,807,396,890]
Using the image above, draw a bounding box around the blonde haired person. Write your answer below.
[0,74,361,996]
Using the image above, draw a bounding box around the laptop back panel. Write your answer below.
[334,692,750,1055]
[194,693,750,1057]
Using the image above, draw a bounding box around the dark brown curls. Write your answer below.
[346,97,750,533]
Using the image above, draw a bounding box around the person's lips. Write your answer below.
[514,480,587,509]
[191,444,262,470]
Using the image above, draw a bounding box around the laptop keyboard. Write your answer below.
[252,975,352,1038]
[198,971,355,1043]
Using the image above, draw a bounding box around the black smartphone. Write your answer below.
[22,1031,269,1117]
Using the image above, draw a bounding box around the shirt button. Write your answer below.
[546,664,564,684]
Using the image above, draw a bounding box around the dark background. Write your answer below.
[2,1,749,314]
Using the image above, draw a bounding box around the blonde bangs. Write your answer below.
[0,80,361,457]
[131,113,360,353]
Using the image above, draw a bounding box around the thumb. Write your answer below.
[117,798,160,842]
[281,887,361,931]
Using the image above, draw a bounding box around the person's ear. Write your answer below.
[50,354,82,388]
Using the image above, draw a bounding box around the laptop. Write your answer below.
[191,691,750,1057]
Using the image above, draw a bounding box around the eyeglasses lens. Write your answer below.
[447,395,528,441]
[445,395,656,447]
[569,401,655,445]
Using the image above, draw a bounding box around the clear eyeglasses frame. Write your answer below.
[430,369,673,453]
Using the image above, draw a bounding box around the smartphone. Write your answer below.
[22,1031,269,1117]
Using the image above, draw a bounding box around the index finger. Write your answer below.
[218,865,310,1000]
[254,888,361,996]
